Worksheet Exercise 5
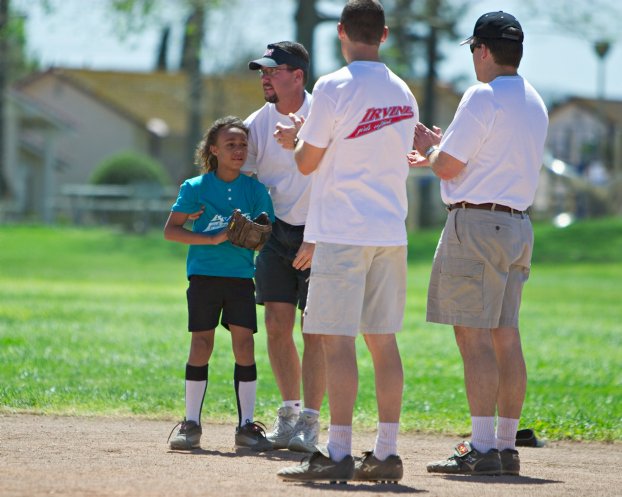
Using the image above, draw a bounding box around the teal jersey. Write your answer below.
[171,172,274,279]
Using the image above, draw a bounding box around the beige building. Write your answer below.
[3,67,462,224]
[539,97,622,218]
[547,97,622,177]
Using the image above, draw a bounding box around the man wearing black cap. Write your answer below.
[243,41,325,453]
[411,11,548,476]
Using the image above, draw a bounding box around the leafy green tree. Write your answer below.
[107,0,222,178]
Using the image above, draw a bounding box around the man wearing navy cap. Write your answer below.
[243,42,325,453]
[411,11,548,476]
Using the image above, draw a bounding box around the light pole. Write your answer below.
[594,40,611,100]
[593,41,612,173]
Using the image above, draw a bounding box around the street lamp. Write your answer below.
[594,40,611,100]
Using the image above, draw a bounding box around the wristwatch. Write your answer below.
[425,145,439,158]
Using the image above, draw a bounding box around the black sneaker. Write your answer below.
[500,448,520,475]
[516,428,545,447]
[277,446,354,483]
[168,419,202,450]
[235,421,273,452]
[426,441,501,475]
[353,451,403,483]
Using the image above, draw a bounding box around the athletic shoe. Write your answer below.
[426,441,501,475]
[168,419,202,450]
[235,421,273,452]
[516,428,545,447]
[353,451,403,483]
[500,448,520,475]
[287,412,320,453]
[266,406,299,449]
[277,446,354,483]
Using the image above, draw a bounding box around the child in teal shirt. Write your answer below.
[164,116,274,451]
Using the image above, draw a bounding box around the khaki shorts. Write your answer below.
[427,208,533,329]
[303,243,407,336]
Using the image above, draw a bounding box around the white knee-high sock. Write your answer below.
[234,363,257,426]
[185,363,208,424]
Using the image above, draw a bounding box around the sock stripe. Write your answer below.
[185,363,208,381]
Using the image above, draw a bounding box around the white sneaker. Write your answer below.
[287,412,320,453]
[266,406,298,449]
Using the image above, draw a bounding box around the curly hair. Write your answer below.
[195,116,249,174]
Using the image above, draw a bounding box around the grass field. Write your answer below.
[1,218,620,441]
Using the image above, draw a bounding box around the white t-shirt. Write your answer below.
[299,61,418,246]
[242,92,312,226]
[439,75,548,211]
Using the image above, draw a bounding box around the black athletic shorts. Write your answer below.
[255,218,310,311]
[186,275,257,333]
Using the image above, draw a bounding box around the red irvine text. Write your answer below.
[346,106,415,139]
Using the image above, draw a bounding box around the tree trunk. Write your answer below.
[0,0,9,197]
[156,25,170,72]
[182,5,205,179]
[295,0,319,89]
[391,0,417,78]
[422,0,439,128]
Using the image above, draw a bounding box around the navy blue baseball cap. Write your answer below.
[461,11,524,45]
[248,43,309,72]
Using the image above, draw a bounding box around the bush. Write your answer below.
[90,151,171,186]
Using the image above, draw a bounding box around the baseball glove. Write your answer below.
[226,209,272,251]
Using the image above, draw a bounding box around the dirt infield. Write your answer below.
[1,414,620,497]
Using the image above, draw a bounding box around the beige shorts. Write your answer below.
[427,208,533,329]
[303,243,407,336]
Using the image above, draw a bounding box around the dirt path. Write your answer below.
[1,414,620,497]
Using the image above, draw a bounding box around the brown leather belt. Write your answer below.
[447,202,526,215]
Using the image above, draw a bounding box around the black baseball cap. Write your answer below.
[461,11,524,46]
[248,44,309,72]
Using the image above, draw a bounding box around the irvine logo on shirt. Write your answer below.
[346,105,415,139]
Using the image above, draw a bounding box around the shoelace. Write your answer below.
[166,419,191,445]
[271,414,284,432]
[243,420,268,435]
[300,415,316,426]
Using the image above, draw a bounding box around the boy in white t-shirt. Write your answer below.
[277,0,418,484]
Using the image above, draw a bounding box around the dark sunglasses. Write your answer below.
[470,43,483,54]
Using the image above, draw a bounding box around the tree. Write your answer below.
[0,0,9,197]
[294,0,340,89]
[381,0,466,126]
[108,0,221,178]
[0,0,40,199]
[522,0,622,175]
[523,0,622,100]
[180,5,205,173]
